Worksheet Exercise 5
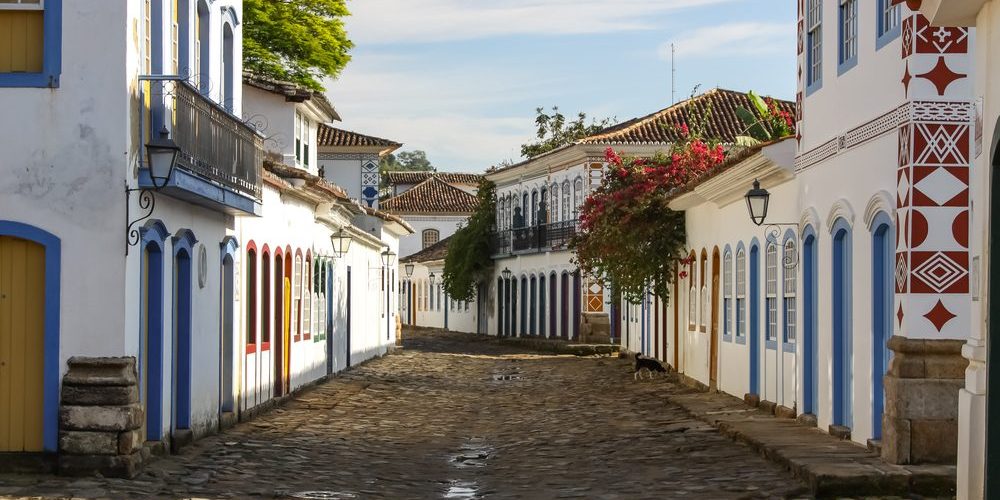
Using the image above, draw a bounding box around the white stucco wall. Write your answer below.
[398,215,469,258]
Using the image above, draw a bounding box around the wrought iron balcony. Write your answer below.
[491,220,579,258]
[140,76,264,215]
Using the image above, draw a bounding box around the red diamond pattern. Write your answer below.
[924,299,957,332]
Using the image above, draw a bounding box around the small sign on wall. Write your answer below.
[975,97,984,159]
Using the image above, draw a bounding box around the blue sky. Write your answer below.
[325,0,796,172]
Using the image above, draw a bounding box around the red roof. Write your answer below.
[317,124,402,150]
[381,177,478,214]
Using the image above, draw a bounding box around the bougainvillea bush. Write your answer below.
[570,124,725,303]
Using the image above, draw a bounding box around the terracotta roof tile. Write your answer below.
[385,171,482,186]
[317,124,402,150]
[580,88,794,145]
[243,72,340,121]
[381,177,478,214]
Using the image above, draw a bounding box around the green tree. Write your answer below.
[243,0,353,92]
[521,107,615,158]
[442,179,497,302]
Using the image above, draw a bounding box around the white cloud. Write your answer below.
[346,0,733,44]
[661,22,794,59]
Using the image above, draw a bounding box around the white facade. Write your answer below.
[399,215,468,258]
[400,262,480,334]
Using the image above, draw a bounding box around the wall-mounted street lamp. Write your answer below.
[126,126,181,255]
[501,267,512,281]
[331,229,353,258]
[381,248,397,268]
[429,273,436,286]
[404,263,415,278]
[744,178,770,227]
[744,179,798,270]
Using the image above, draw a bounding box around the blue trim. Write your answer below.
[220,4,240,26]
[723,243,733,343]
[832,218,854,428]
[837,0,859,76]
[220,236,239,259]
[749,239,760,394]
[805,0,823,96]
[171,229,197,430]
[0,221,61,452]
[140,219,169,441]
[782,229,797,351]
[801,225,819,416]
[0,0,62,88]
[539,275,547,338]
[782,342,796,354]
[871,212,894,439]
[875,0,901,51]
[765,339,778,350]
[734,241,747,343]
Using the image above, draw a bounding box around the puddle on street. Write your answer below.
[443,480,480,499]
[289,491,358,499]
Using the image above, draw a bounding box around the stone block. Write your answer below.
[63,357,137,387]
[58,451,143,479]
[62,384,139,406]
[118,428,143,455]
[775,405,796,419]
[744,393,760,407]
[828,425,852,440]
[797,412,818,427]
[758,400,777,414]
[883,377,963,420]
[882,416,912,464]
[59,431,119,455]
[170,429,194,454]
[60,404,143,432]
[583,312,611,325]
[911,419,959,464]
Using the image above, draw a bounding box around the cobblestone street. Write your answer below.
[1,329,809,499]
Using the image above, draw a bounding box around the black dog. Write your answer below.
[634,353,667,380]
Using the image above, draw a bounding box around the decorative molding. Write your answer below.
[826,199,856,232]
[318,153,379,161]
[864,191,897,230]
[795,100,973,171]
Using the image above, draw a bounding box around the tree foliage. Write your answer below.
[380,150,436,174]
[521,107,615,158]
[243,0,353,92]
[735,91,795,146]
[442,179,497,302]
[572,123,725,303]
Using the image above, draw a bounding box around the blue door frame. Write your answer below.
[871,214,893,439]
[172,230,196,431]
[346,266,352,368]
[750,242,760,395]
[139,221,169,442]
[802,229,819,416]
[0,221,61,452]
[832,220,853,428]
[326,264,334,375]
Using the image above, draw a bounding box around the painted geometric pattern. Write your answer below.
[362,159,379,207]
[913,14,969,55]
[585,279,604,313]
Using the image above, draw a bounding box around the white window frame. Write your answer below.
[0,0,44,10]
[807,0,822,88]
[724,250,733,338]
[839,0,858,67]
[783,240,797,344]
[766,243,778,342]
[736,248,746,338]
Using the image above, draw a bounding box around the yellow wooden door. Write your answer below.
[0,236,45,452]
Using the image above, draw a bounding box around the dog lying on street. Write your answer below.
[633,353,667,380]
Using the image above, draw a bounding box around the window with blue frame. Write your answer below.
[838,0,858,73]
[765,243,778,345]
[877,0,901,49]
[736,248,746,339]
[806,0,822,92]
[724,250,733,341]
[783,239,797,346]
[0,0,62,87]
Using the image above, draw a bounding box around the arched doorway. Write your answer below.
[871,214,893,439]
[273,250,285,396]
[173,230,197,430]
[711,247,721,390]
[802,228,819,417]
[220,241,235,415]
[749,242,760,396]
[832,220,853,429]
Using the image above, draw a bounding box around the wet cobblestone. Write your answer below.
[1,329,812,499]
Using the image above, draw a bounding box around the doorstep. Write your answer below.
[497,336,619,356]
[659,381,956,497]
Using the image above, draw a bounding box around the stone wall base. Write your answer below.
[59,357,146,478]
[881,336,966,465]
[579,312,611,344]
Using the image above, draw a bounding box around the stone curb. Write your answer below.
[655,372,956,498]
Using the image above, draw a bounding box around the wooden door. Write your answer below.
[273,255,284,396]
[0,236,45,452]
[710,249,721,390]
[282,277,291,394]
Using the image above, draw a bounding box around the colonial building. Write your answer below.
[382,173,481,258]
[0,0,406,476]
[317,125,402,209]
[487,89,793,343]
[385,171,481,197]
[399,236,483,334]
[916,1,993,497]
[633,0,974,472]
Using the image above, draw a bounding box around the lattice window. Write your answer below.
[807,0,822,86]
[839,0,858,65]
[783,240,797,344]
[724,250,733,338]
[736,248,746,338]
[766,243,778,342]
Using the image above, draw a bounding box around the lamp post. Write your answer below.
[744,178,770,227]
[501,267,512,281]
[429,273,436,286]
[404,263,415,278]
[126,127,181,254]
[381,248,397,268]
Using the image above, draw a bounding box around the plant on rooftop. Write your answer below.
[520,107,616,158]
[571,122,725,303]
[443,179,497,302]
[735,90,795,146]
[244,0,353,92]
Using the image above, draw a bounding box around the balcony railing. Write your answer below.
[491,220,579,257]
[142,76,264,203]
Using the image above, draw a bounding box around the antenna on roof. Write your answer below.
[671,43,676,105]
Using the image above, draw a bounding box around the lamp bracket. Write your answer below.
[764,223,800,270]
[125,183,156,256]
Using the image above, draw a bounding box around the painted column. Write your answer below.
[886,11,972,464]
